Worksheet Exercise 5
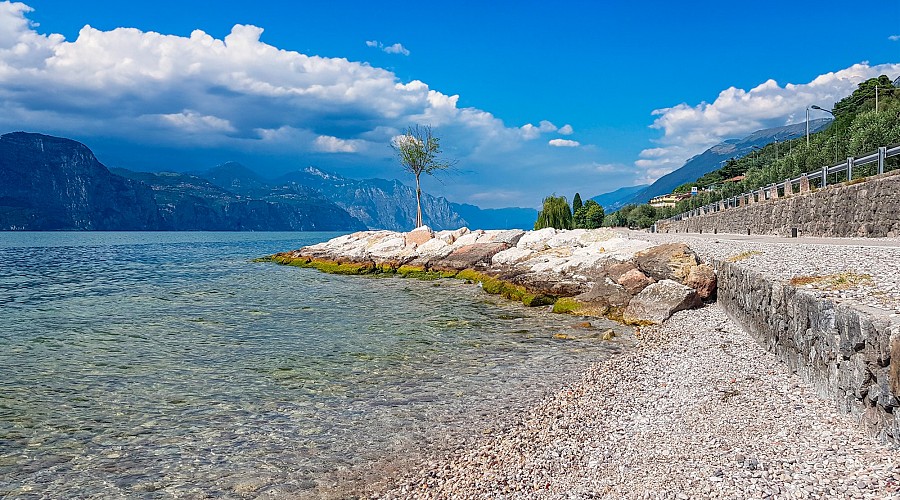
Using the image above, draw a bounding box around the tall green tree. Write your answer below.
[573,199,604,229]
[534,195,573,230]
[572,192,583,213]
[833,75,895,116]
[583,200,605,229]
[391,125,453,228]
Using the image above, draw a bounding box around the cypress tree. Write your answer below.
[572,193,583,213]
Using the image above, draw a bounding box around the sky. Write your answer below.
[1,1,899,208]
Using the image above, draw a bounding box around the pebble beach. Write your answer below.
[379,231,900,499]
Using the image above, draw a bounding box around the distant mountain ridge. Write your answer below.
[449,203,537,230]
[0,132,161,230]
[271,166,467,231]
[0,131,533,231]
[589,184,648,211]
[0,132,365,231]
[619,119,832,206]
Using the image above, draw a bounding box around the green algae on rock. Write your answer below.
[260,227,713,325]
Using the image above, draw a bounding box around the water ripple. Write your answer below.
[0,232,629,498]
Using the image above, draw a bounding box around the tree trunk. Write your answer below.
[415,173,423,228]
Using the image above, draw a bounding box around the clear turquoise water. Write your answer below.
[0,232,628,498]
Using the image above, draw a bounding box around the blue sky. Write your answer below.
[3,1,899,207]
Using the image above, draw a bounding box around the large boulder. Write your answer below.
[575,278,632,309]
[405,225,434,246]
[451,229,485,247]
[435,227,469,244]
[623,279,702,324]
[616,268,654,296]
[633,243,700,282]
[547,229,587,248]
[606,261,637,282]
[367,235,407,259]
[491,246,534,266]
[684,264,717,299]
[487,229,526,246]
[517,227,557,251]
[435,242,509,270]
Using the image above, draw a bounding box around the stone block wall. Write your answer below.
[715,260,900,445]
[656,170,900,237]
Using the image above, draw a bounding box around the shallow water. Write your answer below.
[0,232,629,498]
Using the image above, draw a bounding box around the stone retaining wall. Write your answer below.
[715,259,900,445]
[656,170,900,237]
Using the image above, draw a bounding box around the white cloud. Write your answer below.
[558,124,574,135]
[0,3,599,208]
[383,43,409,56]
[592,162,621,173]
[538,120,557,132]
[519,120,558,139]
[635,62,900,183]
[365,39,409,56]
[549,138,580,147]
[314,135,364,153]
[468,189,523,202]
[889,35,900,41]
[157,110,235,133]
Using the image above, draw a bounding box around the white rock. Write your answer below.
[452,229,485,247]
[491,247,535,266]
[367,235,407,258]
[417,238,454,259]
[517,227,558,251]
[547,229,587,248]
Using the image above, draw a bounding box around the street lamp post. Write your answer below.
[806,104,834,146]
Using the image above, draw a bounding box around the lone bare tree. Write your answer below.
[391,125,452,228]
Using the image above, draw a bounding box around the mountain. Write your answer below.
[0,132,365,231]
[449,203,537,230]
[113,169,364,231]
[1,131,543,232]
[0,132,162,230]
[192,161,271,197]
[205,163,539,231]
[620,119,832,206]
[589,184,648,211]
[274,167,467,231]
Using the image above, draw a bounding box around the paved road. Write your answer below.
[631,229,900,248]
[621,228,900,313]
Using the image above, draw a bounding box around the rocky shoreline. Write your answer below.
[265,226,716,326]
[266,227,900,499]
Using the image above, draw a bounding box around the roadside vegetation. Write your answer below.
[580,75,900,229]
[534,193,605,230]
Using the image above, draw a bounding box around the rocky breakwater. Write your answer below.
[266,227,717,325]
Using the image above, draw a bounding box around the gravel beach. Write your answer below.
[381,232,900,499]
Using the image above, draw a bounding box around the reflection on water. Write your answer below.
[0,232,630,498]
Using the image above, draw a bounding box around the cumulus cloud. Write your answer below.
[549,138,580,147]
[889,35,900,41]
[314,135,364,153]
[0,3,603,207]
[157,110,236,133]
[558,124,574,135]
[365,39,410,56]
[519,120,557,139]
[635,62,900,183]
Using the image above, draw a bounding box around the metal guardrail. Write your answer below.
[662,144,900,223]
